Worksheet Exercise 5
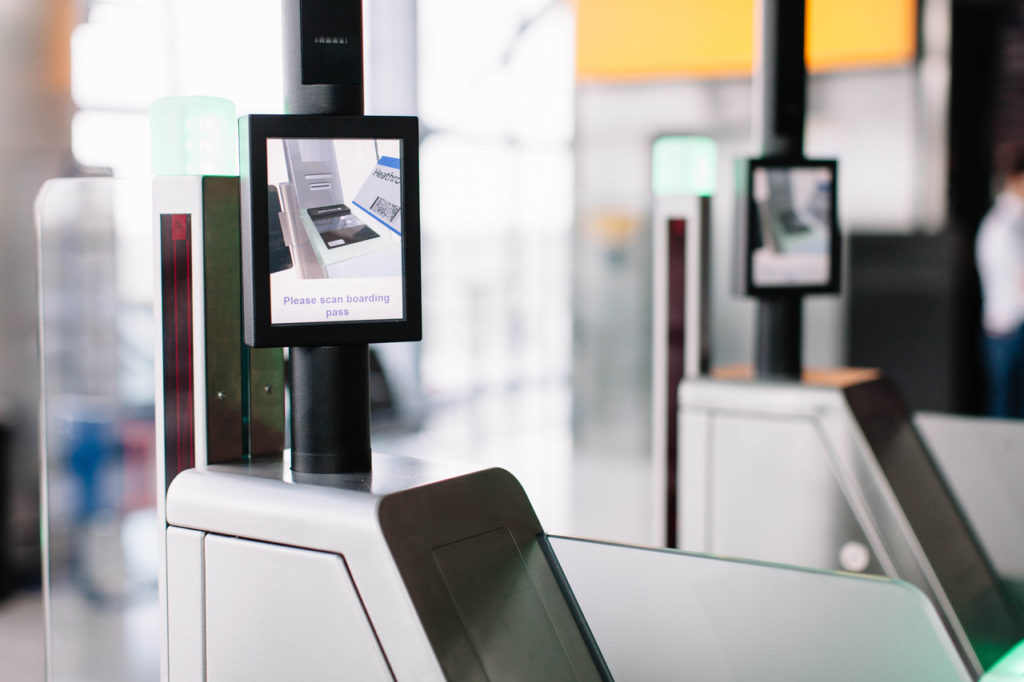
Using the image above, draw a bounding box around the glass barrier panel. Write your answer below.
[547,535,972,682]
[37,177,158,682]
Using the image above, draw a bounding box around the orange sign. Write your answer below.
[576,0,917,80]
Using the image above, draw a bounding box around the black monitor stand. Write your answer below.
[755,297,802,380]
[752,0,808,381]
[289,344,371,474]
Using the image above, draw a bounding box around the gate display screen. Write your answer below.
[738,158,839,295]
[240,115,421,347]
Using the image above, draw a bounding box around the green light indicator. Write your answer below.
[150,96,238,177]
[651,135,717,197]
[983,638,1024,680]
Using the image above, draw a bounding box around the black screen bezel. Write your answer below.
[240,114,422,348]
[738,157,840,296]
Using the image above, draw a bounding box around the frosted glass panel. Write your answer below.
[548,535,971,682]
[36,178,158,682]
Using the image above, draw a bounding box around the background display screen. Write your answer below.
[267,137,405,325]
[747,162,837,290]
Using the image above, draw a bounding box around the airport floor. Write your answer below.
[0,591,45,680]
[0,382,654,681]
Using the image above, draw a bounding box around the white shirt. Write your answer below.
[976,190,1024,335]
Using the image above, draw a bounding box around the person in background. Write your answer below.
[976,150,1024,418]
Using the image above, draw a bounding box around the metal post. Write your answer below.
[282,0,373,473]
[753,0,806,379]
[755,298,802,379]
[289,345,371,474]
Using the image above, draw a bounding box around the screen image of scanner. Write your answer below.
[750,165,833,288]
[267,137,405,325]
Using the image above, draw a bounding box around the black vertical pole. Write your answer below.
[289,345,370,474]
[753,0,806,380]
[282,0,372,474]
[697,195,713,375]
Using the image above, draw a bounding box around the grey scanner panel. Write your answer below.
[550,536,972,682]
[915,413,1024,587]
[433,528,578,681]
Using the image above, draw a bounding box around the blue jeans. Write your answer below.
[983,323,1024,418]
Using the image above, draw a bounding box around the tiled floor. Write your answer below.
[0,591,45,681]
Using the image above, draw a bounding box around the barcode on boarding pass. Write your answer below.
[370,196,400,222]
